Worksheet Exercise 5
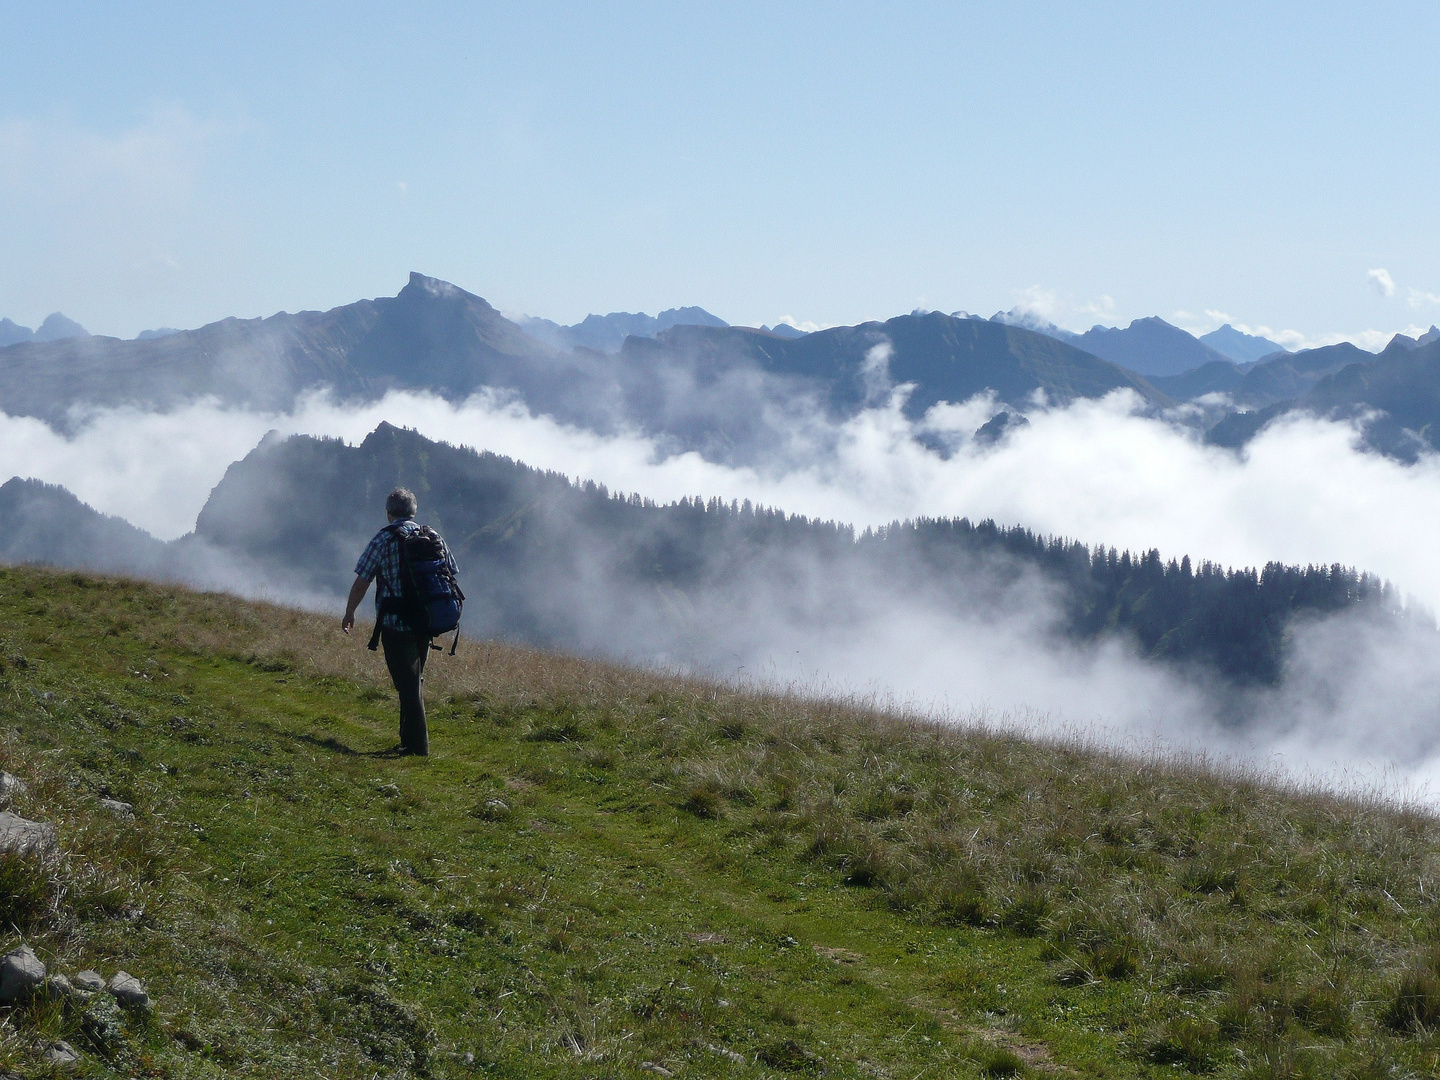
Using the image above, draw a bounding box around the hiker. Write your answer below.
[341,487,461,756]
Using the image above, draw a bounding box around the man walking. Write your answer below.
[341,487,458,756]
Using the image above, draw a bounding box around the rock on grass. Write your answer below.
[108,970,150,1010]
[0,772,27,806]
[0,945,45,1003]
[0,811,54,854]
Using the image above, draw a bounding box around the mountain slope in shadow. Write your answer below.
[186,424,1415,687]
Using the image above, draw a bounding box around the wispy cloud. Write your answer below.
[1171,306,1429,354]
[1369,268,1396,297]
[0,105,233,204]
[774,315,827,332]
[1007,285,1115,330]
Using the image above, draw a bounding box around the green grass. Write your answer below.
[1,564,1440,1077]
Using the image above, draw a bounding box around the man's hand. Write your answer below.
[343,574,371,634]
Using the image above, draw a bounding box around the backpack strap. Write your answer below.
[368,521,411,648]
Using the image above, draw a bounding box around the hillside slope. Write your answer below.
[190,423,1406,686]
[2,567,1440,1077]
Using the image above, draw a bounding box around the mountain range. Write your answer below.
[0,273,1164,459]
[982,310,1289,372]
[518,305,728,353]
[5,272,1440,462]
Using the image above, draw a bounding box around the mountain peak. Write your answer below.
[1075,316,1231,378]
[35,312,90,342]
[0,312,90,346]
[404,271,468,301]
[1200,323,1288,364]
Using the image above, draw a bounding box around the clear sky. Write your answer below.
[2,1,1437,345]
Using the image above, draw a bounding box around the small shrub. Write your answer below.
[932,870,989,926]
[758,1038,823,1072]
[1237,1038,1323,1080]
[581,746,618,770]
[1383,945,1440,1032]
[1145,1015,1220,1072]
[1171,948,1231,994]
[526,719,586,743]
[680,782,726,820]
[978,1046,1027,1077]
[1182,858,1242,897]
[1295,983,1351,1038]
[1047,905,1143,981]
[998,885,1050,936]
[1216,960,1294,1039]
[856,788,915,822]
[842,840,899,888]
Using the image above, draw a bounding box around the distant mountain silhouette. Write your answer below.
[521,306,727,353]
[0,273,583,427]
[1302,336,1440,460]
[1153,341,1373,408]
[982,308,1083,343]
[1073,317,1234,378]
[760,323,808,339]
[0,312,89,347]
[34,313,90,342]
[0,275,1167,462]
[1200,324,1288,364]
[1189,338,1440,457]
[1386,326,1440,350]
[621,311,1167,423]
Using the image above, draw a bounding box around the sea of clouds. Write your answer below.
[5,387,1440,794]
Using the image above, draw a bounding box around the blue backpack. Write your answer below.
[368,522,465,653]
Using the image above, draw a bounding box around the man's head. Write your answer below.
[385,487,418,520]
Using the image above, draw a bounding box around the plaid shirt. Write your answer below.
[354,519,460,631]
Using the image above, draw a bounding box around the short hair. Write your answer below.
[385,487,418,519]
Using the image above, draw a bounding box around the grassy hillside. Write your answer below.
[2,565,1440,1078]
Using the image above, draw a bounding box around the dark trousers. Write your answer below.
[380,629,429,755]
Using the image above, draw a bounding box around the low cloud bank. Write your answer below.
[5,388,1440,791]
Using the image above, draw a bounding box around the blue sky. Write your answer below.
[2,1,1437,345]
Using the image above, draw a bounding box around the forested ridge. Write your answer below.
[186,424,1419,689]
[867,516,1406,684]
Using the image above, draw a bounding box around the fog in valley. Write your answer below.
[6,376,1440,795]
